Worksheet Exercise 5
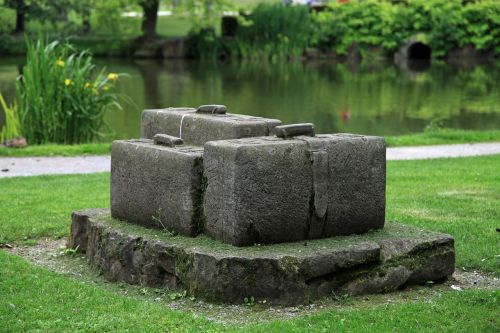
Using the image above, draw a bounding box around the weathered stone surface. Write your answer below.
[141,108,282,146]
[204,137,312,246]
[274,123,315,139]
[308,134,387,236]
[68,211,90,250]
[203,133,386,246]
[111,139,204,236]
[70,209,455,305]
[196,105,227,114]
[153,134,183,147]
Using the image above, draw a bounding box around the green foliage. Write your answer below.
[463,1,500,54]
[187,28,222,60]
[180,0,232,33]
[16,39,122,144]
[0,5,15,33]
[0,93,21,142]
[312,0,398,54]
[312,0,500,58]
[232,3,312,59]
[180,0,232,60]
[400,0,467,58]
[91,0,135,36]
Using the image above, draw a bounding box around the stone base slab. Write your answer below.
[69,209,455,305]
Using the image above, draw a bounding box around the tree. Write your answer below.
[3,0,74,34]
[70,0,94,34]
[138,0,159,40]
[4,0,28,33]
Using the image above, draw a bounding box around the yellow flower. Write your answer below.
[64,79,72,86]
[107,73,119,81]
[84,82,92,89]
[103,86,109,91]
[55,59,65,67]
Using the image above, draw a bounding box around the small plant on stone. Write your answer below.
[59,245,79,256]
[331,292,353,306]
[169,290,187,300]
[243,296,255,306]
[152,208,177,236]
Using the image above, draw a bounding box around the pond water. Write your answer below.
[0,57,499,139]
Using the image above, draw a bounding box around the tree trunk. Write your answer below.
[82,16,91,34]
[14,0,25,34]
[140,0,159,40]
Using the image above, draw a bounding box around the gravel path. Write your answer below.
[1,142,499,178]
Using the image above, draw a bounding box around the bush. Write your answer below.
[312,0,398,54]
[16,39,122,144]
[0,6,14,34]
[463,1,500,54]
[311,0,500,58]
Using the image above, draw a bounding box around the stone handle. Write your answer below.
[274,123,315,139]
[153,134,184,147]
[196,105,227,114]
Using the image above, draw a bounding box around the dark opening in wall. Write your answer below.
[407,42,431,60]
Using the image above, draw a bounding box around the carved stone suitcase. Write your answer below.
[141,105,282,146]
[111,134,204,236]
[203,124,386,246]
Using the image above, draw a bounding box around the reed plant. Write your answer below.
[0,93,21,143]
[232,3,312,59]
[16,39,122,144]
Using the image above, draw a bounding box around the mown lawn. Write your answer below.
[0,155,499,332]
[1,129,499,157]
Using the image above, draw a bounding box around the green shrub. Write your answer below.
[16,39,122,144]
[312,0,398,54]
[310,0,500,58]
[463,1,500,54]
[232,3,312,59]
[188,28,222,60]
[0,6,15,34]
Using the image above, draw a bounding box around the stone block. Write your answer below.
[203,132,386,246]
[305,134,386,237]
[110,139,204,236]
[70,209,455,305]
[141,107,282,146]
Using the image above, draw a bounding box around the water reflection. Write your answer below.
[0,57,499,139]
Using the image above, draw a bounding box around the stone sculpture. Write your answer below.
[70,105,455,305]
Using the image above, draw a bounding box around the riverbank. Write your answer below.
[1,1,499,60]
[1,129,499,157]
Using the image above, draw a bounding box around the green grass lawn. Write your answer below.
[115,15,193,38]
[0,143,112,157]
[1,129,499,157]
[0,253,497,332]
[0,155,499,332]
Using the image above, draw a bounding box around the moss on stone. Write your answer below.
[82,209,450,259]
[73,209,455,305]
